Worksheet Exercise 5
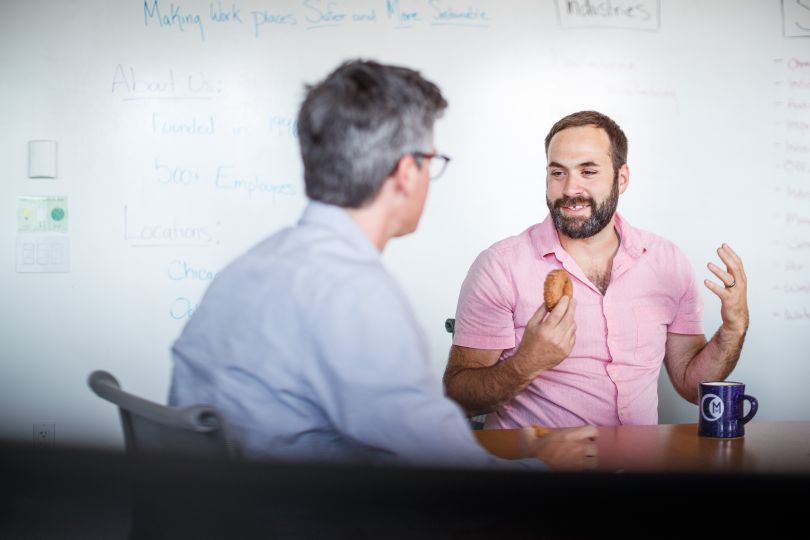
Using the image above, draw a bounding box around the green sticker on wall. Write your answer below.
[17,196,69,233]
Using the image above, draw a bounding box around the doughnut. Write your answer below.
[543,269,573,311]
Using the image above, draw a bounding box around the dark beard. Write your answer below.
[546,177,619,239]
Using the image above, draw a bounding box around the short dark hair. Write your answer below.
[544,111,628,175]
[297,60,448,208]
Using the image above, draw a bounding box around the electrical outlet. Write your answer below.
[33,422,55,447]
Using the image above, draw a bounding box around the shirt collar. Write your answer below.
[299,200,381,260]
[613,213,646,258]
[533,212,647,260]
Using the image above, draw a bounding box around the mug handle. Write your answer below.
[740,395,758,425]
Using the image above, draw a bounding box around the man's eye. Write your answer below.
[550,170,564,177]
[582,170,597,176]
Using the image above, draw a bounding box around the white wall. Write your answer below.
[1,0,809,448]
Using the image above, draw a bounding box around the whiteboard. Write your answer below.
[1,0,809,448]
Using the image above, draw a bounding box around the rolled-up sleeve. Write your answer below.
[669,246,704,335]
[453,248,516,351]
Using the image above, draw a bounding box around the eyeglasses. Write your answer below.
[411,151,452,180]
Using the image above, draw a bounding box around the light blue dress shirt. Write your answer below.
[170,201,544,470]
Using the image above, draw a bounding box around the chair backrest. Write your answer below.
[443,318,486,430]
[88,370,236,459]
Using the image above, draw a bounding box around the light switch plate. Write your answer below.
[16,236,70,273]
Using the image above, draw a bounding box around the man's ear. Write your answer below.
[390,154,417,196]
[617,163,630,194]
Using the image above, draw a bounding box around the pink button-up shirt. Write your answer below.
[453,213,704,428]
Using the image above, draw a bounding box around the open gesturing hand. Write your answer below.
[705,243,749,336]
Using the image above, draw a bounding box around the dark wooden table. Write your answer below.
[475,421,810,473]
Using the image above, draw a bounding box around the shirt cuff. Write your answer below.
[453,333,515,350]
[668,320,704,335]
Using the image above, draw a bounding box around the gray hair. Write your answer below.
[297,60,448,208]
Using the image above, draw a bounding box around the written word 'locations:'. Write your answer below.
[111,64,223,101]
[143,0,492,41]
[783,0,810,38]
[124,205,221,247]
[154,159,299,202]
[556,0,660,31]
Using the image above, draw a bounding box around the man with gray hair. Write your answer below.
[168,60,597,469]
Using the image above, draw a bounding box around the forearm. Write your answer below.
[681,325,747,403]
[444,352,538,416]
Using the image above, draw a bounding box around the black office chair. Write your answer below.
[445,318,486,430]
[87,370,236,459]
[89,370,239,539]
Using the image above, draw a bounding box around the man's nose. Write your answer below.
[562,175,584,197]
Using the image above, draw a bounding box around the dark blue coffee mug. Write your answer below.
[698,381,758,438]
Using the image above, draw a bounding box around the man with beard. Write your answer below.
[443,110,750,429]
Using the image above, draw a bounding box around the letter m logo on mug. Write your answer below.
[698,381,758,438]
[702,395,725,421]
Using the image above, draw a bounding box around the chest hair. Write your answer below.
[587,269,611,296]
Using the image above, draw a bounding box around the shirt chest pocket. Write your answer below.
[513,298,544,343]
[632,305,673,365]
